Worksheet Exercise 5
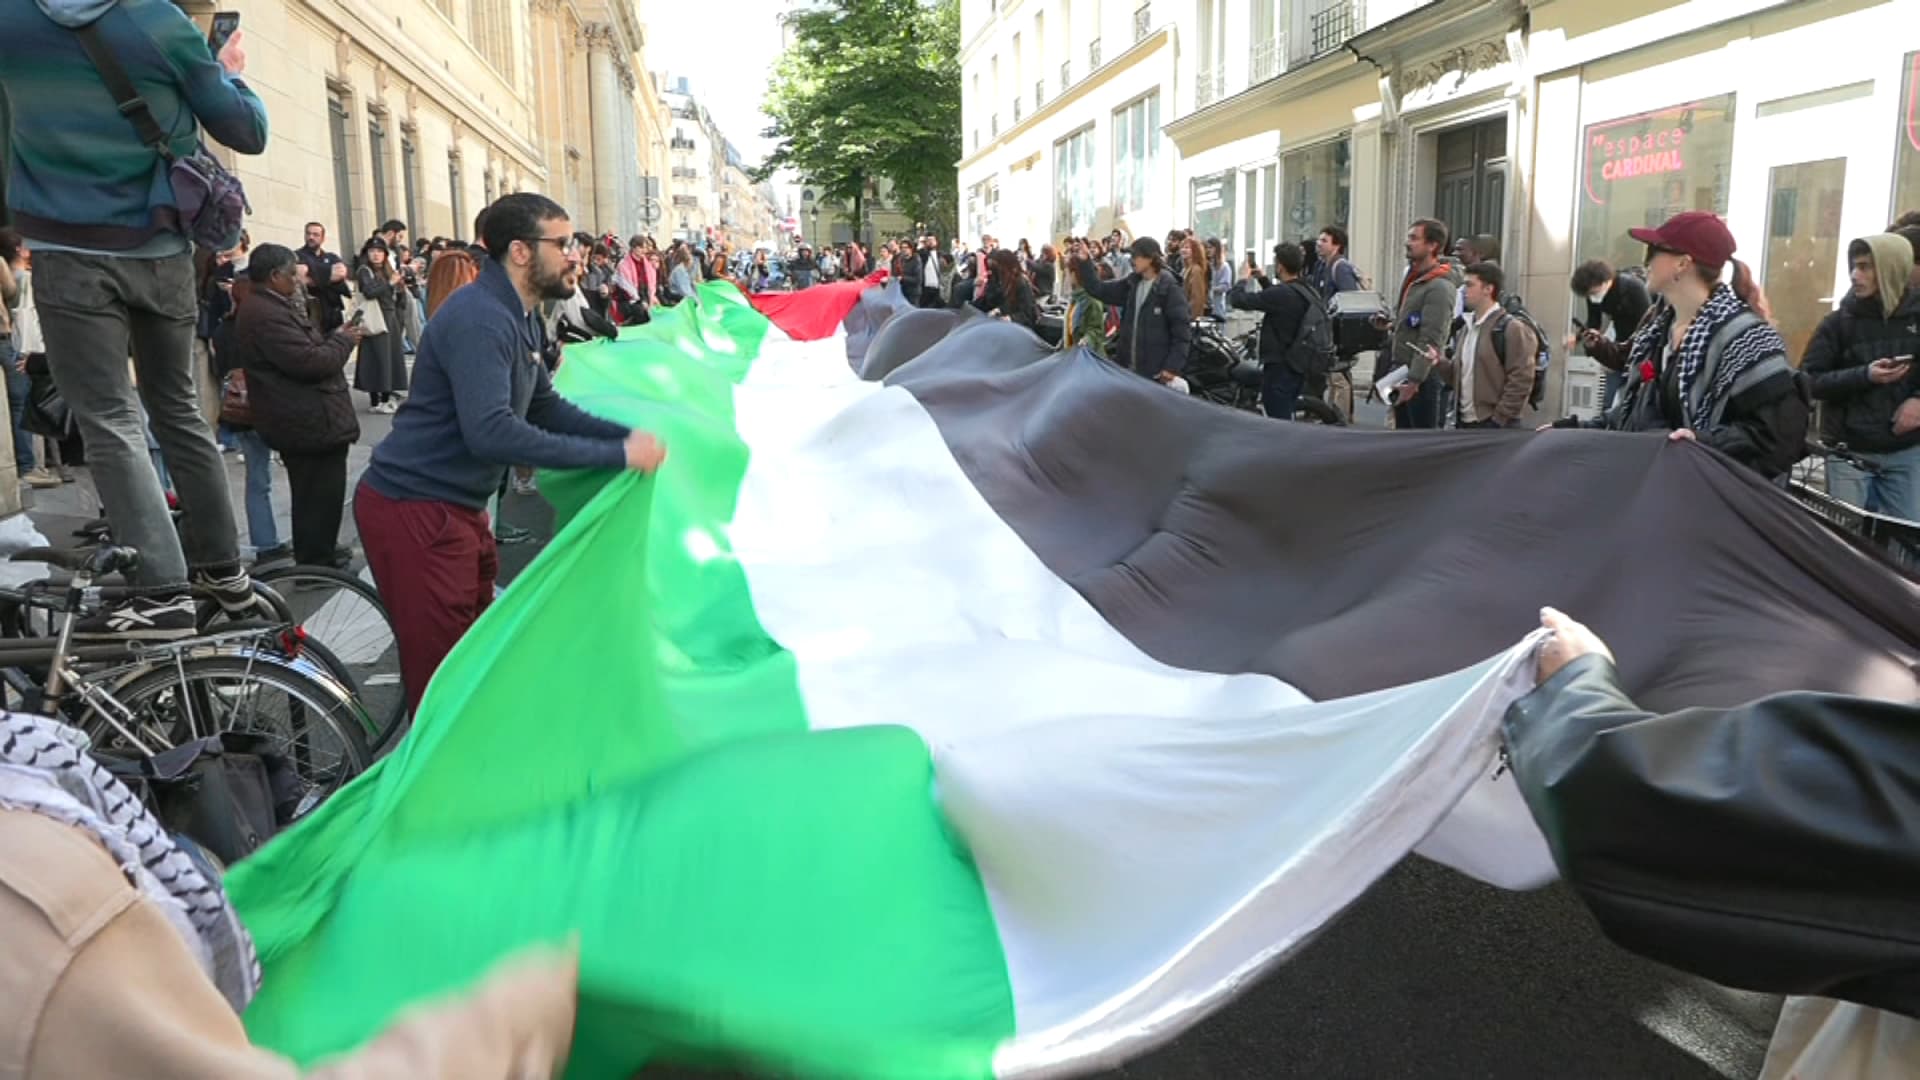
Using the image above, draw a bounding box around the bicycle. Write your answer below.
[0,545,373,820]
[56,516,407,751]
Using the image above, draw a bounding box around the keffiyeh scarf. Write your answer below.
[0,712,261,1011]
[1626,283,1788,431]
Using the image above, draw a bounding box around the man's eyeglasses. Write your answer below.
[526,236,581,254]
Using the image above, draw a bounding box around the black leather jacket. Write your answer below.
[1506,654,1920,1018]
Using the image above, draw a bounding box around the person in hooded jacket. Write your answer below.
[1801,232,1920,519]
[1549,212,1808,481]
[1068,237,1193,384]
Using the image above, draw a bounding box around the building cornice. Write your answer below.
[956,26,1170,172]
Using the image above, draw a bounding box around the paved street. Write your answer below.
[21,396,1777,1080]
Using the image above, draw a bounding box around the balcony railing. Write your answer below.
[1035,78,1045,109]
[1060,60,1072,90]
[1132,3,1151,43]
[1195,61,1225,108]
[1310,0,1360,57]
[671,194,699,208]
[1089,37,1102,70]
[670,137,696,151]
[671,166,699,180]
[1250,34,1287,83]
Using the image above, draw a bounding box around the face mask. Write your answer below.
[1588,291,1607,304]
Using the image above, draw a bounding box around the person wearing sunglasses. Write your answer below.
[1545,211,1808,480]
[355,194,667,715]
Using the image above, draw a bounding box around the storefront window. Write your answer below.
[1190,171,1235,246]
[1576,95,1737,271]
[1280,137,1351,248]
[1053,126,1097,239]
[1894,51,1920,222]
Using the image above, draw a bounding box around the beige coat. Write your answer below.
[0,810,577,1080]
[1444,304,1538,426]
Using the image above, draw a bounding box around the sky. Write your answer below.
[642,1,789,173]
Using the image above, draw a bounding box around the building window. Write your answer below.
[1053,126,1095,238]
[1281,136,1351,242]
[967,176,1000,241]
[448,153,465,238]
[327,92,356,256]
[401,130,421,236]
[470,0,513,77]
[1112,91,1160,215]
[367,113,390,229]
[1190,171,1235,247]
[1895,50,1920,221]
[1576,94,1736,274]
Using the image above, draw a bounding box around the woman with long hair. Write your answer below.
[1035,243,1059,299]
[352,238,408,414]
[1181,236,1209,321]
[1204,237,1232,319]
[973,248,1040,330]
[424,246,479,320]
[1547,211,1806,479]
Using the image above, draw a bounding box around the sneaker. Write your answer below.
[191,564,259,616]
[22,468,62,489]
[249,543,293,567]
[73,593,195,641]
[494,522,534,545]
[56,467,76,483]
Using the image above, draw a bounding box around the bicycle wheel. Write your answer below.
[91,651,372,821]
[254,565,406,751]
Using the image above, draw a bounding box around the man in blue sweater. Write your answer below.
[2,0,269,637]
[356,193,666,714]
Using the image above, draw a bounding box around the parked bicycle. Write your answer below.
[0,545,372,821]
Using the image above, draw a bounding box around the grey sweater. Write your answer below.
[360,259,629,509]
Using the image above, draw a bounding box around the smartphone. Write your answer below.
[1571,317,1587,333]
[1244,250,1256,267]
[207,11,240,55]
[348,308,366,327]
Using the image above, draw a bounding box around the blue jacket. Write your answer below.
[0,0,269,251]
[361,259,631,509]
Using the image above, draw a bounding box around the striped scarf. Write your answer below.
[0,713,260,1011]
[1626,283,1787,430]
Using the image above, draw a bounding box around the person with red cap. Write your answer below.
[1547,211,1809,479]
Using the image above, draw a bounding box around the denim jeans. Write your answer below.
[1393,376,1444,429]
[233,428,281,552]
[31,250,240,586]
[1827,443,1920,522]
[1,340,33,474]
[1261,363,1304,421]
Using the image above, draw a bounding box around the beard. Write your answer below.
[532,260,576,301]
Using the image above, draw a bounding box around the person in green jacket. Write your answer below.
[1061,253,1110,359]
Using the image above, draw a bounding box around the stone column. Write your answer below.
[583,24,624,237]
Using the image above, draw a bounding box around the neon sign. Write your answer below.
[1581,101,1716,207]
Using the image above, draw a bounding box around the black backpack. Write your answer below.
[1491,294,1553,409]
[1283,281,1338,377]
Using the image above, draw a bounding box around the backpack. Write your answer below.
[1283,281,1338,377]
[74,25,251,252]
[1491,294,1553,409]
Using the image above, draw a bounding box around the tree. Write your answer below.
[755,0,961,243]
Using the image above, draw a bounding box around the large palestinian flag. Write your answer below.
[227,278,1920,1078]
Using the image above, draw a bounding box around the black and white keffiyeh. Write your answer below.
[1626,283,1788,432]
[0,712,261,1010]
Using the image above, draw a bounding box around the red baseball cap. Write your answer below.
[1629,211,1736,271]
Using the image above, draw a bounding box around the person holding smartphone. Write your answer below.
[1801,232,1920,519]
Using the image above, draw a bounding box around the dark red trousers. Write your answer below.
[353,480,499,717]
